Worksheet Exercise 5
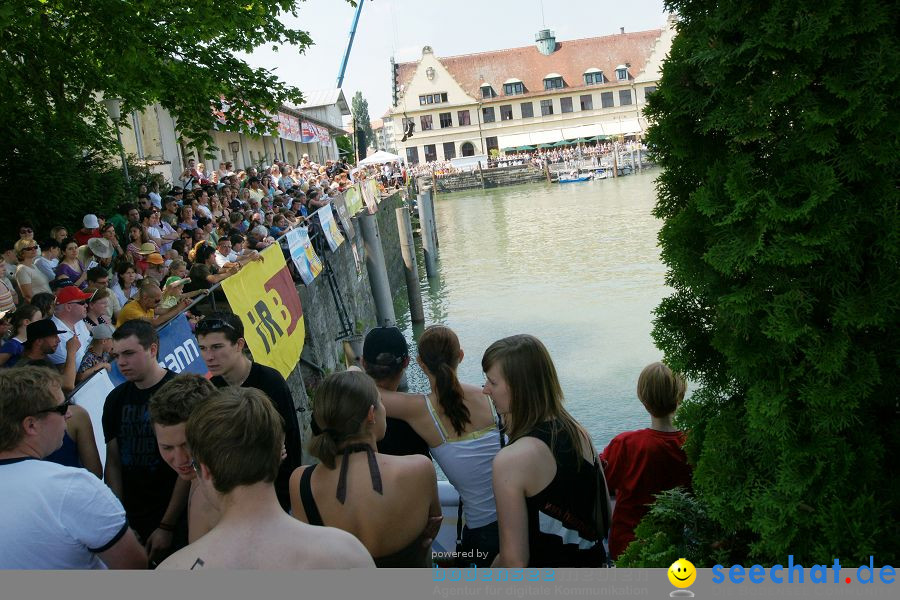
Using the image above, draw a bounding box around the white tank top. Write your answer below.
[424,395,502,528]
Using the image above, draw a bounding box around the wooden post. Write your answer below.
[396,207,424,323]
[477,160,486,189]
[544,161,551,183]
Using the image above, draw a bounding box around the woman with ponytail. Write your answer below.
[289,371,442,567]
[378,325,503,566]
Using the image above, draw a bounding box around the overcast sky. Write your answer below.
[241,0,668,121]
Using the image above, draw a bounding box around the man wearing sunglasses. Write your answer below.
[0,367,147,569]
[47,286,93,369]
[195,312,302,512]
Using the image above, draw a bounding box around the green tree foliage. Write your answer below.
[351,91,374,152]
[646,2,899,563]
[335,135,355,164]
[0,0,343,239]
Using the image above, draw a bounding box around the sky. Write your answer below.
[241,0,668,122]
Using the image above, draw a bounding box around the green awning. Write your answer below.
[537,143,553,149]
[501,147,518,153]
[552,140,571,147]
[573,137,590,143]
[516,145,537,151]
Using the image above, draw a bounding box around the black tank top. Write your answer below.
[297,446,429,568]
[523,419,606,567]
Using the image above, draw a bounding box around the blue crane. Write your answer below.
[336,0,367,88]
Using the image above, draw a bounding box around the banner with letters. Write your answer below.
[317,204,345,252]
[284,227,323,285]
[221,244,305,379]
[108,313,207,387]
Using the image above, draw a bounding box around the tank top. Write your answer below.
[523,419,606,567]
[44,431,81,469]
[297,445,429,568]
[424,395,501,528]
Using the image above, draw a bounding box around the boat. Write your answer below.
[558,174,591,183]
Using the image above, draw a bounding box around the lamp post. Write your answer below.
[229,141,240,169]
[103,98,130,187]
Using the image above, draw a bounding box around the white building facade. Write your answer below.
[388,18,676,164]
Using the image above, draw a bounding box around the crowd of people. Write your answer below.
[0,308,692,569]
[0,150,687,571]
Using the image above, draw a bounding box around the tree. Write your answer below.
[0,0,346,239]
[351,91,374,154]
[646,2,898,564]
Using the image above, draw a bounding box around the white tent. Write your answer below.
[358,150,403,166]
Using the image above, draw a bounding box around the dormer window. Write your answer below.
[543,73,564,90]
[480,84,496,99]
[615,64,629,81]
[503,78,525,95]
[583,68,604,85]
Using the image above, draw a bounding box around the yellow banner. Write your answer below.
[221,244,305,379]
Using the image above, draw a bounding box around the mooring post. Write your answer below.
[417,189,438,278]
[425,187,439,248]
[358,211,396,326]
[396,206,425,323]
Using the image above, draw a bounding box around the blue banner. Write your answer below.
[109,313,208,386]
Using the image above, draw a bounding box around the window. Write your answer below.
[439,112,452,128]
[443,142,456,160]
[520,102,534,118]
[406,147,419,165]
[419,93,449,105]
[424,144,437,162]
[420,114,433,131]
[643,86,657,98]
[616,67,629,81]
[485,136,498,154]
[580,94,593,110]
[500,105,513,121]
[482,106,496,123]
[504,82,524,95]
[619,89,632,106]
[540,99,553,116]
[560,97,573,113]
[544,77,564,90]
[457,110,471,126]
[481,85,495,99]
[584,71,604,85]
[601,92,614,108]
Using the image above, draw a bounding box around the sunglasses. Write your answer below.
[191,458,202,476]
[22,246,38,251]
[20,228,33,234]
[36,398,73,416]
[196,318,236,334]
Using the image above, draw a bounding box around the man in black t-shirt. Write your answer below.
[362,326,430,458]
[195,312,302,512]
[102,320,189,566]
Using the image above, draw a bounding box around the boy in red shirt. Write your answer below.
[600,362,692,560]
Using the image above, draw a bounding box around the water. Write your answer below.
[393,171,668,449]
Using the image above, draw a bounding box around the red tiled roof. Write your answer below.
[397,29,662,100]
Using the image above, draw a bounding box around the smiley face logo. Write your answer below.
[668,558,696,588]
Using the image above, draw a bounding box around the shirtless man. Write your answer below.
[159,387,373,569]
[148,374,221,543]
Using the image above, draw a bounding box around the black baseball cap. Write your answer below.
[26,319,66,342]
[363,327,408,366]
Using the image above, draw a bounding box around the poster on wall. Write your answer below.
[285,227,323,285]
[317,204,345,252]
[361,179,379,214]
[344,184,363,215]
[332,193,356,240]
